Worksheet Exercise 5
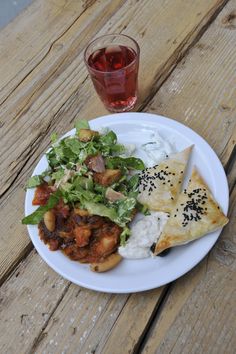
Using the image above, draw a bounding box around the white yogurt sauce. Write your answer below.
[142,131,175,167]
[118,212,169,259]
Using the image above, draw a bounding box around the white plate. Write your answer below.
[25,113,229,293]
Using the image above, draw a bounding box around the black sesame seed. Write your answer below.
[150,243,156,253]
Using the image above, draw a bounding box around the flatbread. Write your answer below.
[154,168,229,254]
[137,146,192,213]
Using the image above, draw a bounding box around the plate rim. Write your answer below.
[25,112,229,293]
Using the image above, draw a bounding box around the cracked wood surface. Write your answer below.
[0,0,236,353]
[0,0,229,283]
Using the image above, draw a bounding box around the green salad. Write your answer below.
[22,120,148,246]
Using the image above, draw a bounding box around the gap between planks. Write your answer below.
[138,0,230,112]
[0,1,235,350]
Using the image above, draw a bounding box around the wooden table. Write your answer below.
[0,1,235,353]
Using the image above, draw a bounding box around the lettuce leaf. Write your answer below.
[26,175,43,188]
[75,120,90,133]
[106,156,145,170]
[22,190,62,225]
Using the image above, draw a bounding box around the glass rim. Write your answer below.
[84,33,140,74]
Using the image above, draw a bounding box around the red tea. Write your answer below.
[87,45,139,112]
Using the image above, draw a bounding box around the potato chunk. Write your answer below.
[93,169,122,186]
[90,253,122,272]
[78,128,99,142]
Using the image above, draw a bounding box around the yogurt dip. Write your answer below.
[118,211,169,259]
[142,131,175,167]
[118,130,176,259]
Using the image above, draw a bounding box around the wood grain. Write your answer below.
[0,0,124,105]
[0,2,235,353]
[0,250,69,354]
[0,0,229,282]
[146,1,236,164]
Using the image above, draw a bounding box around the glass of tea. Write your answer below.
[84,34,140,112]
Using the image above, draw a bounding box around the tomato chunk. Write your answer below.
[32,183,52,206]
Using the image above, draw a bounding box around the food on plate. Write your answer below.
[154,168,229,255]
[22,119,228,272]
[137,146,192,213]
[141,130,175,167]
[90,253,122,272]
[119,211,168,259]
[22,120,147,270]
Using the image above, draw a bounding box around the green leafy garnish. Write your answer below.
[83,201,117,221]
[51,169,65,182]
[120,227,131,246]
[51,132,58,144]
[22,190,62,225]
[106,156,145,170]
[26,175,44,188]
[23,120,148,228]
[75,120,90,133]
[114,197,137,226]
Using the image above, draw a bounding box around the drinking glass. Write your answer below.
[84,34,140,112]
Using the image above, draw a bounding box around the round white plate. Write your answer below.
[25,113,229,293]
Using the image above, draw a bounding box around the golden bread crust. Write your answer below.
[154,168,228,254]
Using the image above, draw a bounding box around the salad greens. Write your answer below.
[22,120,147,245]
[22,191,62,225]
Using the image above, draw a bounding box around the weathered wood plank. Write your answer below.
[0,0,125,194]
[146,1,236,165]
[0,2,235,354]
[0,0,124,105]
[33,287,165,354]
[0,250,69,354]
[0,0,229,281]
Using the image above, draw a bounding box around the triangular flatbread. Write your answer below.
[154,168,229,254]
[137,146,192,213]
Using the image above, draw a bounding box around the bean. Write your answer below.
[90,253,122,272]
[44,210,55,232]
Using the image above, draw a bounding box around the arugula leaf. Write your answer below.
[111,143,126,155]
[136,202,150,215]
[75,120,90,133]
[100,130,117,145]
[26,175,43,188]
[73,175,93,191]
[46,149,60,168]
[64,138,82,155]
[83,201,117,221]
[120,226,131,246]
[113,197,137,226]
[51,132,58,144]
[128,174,139,191]
[106,156,145,170]
[51,169,65,182]
[22,191,61,225]
[60,179,103,204]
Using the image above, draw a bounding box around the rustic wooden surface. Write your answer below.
[0,0,235,353]
[0,0,229,283]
